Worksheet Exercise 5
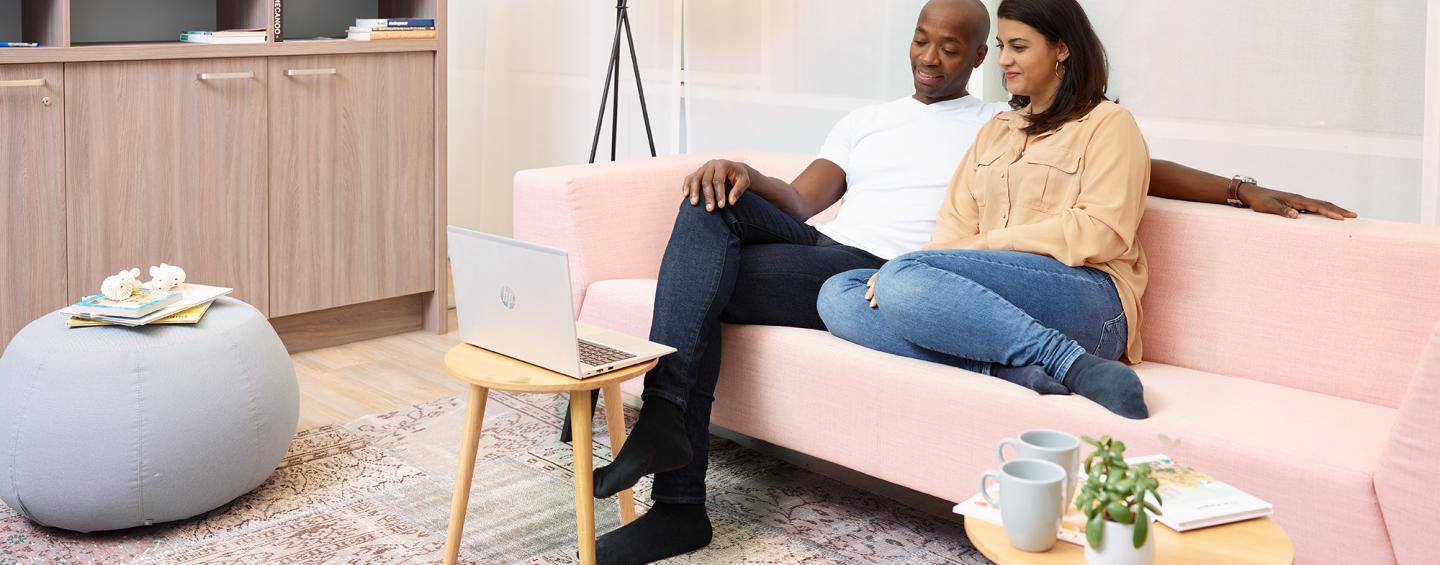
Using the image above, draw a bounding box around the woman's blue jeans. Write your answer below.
[816,249,1128,380]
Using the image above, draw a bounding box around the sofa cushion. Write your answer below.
[580,278,1398,564]
[1139,198,1440,409]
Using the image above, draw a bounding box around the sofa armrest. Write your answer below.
[1375,321,1440,564]
[513,151,815,315]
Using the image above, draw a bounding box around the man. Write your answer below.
[588,1,1355,563]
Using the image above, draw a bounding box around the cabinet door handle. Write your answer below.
[0,78,45,88]
[286,68,337,77]
[197,71,255,81]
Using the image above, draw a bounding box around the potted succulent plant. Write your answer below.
[1075,435,1164,565]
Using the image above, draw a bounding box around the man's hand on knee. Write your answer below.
[682,160,752,212]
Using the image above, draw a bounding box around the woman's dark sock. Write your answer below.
[991,365,1071,395]
[596,502,712,565]
[1062,353,1149,419]
[593,398,692,499]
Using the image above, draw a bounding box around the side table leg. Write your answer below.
[443,385,489,565]
[570,390,598,565]
[601,383,637,524]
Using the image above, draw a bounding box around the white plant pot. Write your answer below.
[1083,518,1155,565]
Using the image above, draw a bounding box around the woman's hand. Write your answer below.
[682,159,752,212]
[1240,183,1357,220]
[864,273,879,309]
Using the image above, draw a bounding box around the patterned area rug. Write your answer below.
[0,392,991,564]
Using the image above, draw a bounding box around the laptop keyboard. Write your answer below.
[578,340,637,367]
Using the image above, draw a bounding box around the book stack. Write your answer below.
[63,283,234,328]
[181,28,267,44]
[347,18,437,41]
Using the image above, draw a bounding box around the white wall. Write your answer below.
[1079,0,1428,223]
[450,1,1436,230]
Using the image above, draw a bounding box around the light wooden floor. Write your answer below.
[291,306,963,522]
[292,309,467,430]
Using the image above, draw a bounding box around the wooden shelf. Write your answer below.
[0,38,437,64]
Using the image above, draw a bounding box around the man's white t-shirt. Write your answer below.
[815,95,1010,259]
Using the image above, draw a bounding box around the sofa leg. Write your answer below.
[560,389,602,444]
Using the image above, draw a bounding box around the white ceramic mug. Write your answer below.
[998,429,1081,513]
[979,459,1068,552]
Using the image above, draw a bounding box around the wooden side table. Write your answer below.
[964,516,1294,565]
[441,343,657,565]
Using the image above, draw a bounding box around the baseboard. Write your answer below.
[271,294,425,353]
[447,258,455,310]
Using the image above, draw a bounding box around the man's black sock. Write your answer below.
[991,365,1071,395]
[594,398,692,499]
[1062,353,1149,419]
[596,502,712,565]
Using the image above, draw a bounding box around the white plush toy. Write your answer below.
[147,263,187,291]
[100,268,142,301]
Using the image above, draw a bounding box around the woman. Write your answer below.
[817,0,1150,419]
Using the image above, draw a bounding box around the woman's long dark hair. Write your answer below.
[997,0,1109,135]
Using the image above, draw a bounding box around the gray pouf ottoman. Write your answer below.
[0,297,298,532]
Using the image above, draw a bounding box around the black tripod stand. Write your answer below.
[587,0,658,163]
[562,0,660,444]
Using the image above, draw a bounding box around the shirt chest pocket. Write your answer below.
[971,148,1009,209]
[1018,149,1082,213]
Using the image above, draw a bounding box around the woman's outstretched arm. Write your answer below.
[1149,160,1357,220]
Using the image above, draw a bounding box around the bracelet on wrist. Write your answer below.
[1228,175,1256,208]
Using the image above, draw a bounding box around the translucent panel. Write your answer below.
[448,0,679,235]
[684,0,932,155]
[684,95,850,155]
[1080,0,1427,136]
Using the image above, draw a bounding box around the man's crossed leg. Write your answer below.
[590,192,883,564]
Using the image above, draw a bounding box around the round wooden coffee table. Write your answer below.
[964,516,1294,564]
[440,343,657,565]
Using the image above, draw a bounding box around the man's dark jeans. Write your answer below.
[643,192,884,504]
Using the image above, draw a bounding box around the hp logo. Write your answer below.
[499,285,516,310]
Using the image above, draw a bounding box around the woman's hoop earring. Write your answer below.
[1054,61,1064,79]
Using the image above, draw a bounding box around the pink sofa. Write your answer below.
[513,152,1440,564]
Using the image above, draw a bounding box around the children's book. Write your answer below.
[63,284,232,327]
[71,288,181,319]
[67,301,212,328]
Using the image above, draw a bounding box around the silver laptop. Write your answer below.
[447,226,674,378]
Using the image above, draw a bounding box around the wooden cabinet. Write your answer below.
[268,52,435,317]
[65,57,271,314]
[0,64,67,349]
[1,7,448,350]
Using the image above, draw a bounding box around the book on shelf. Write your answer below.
[347,28,437,41]
[272,0,284,43]
[348,17,437,41]
[355,18,436,29]
[62,283,233,327]
[952,454,1274,546]
[68,301,213,328]
[72,288,182,319]
[181,29,267,45]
